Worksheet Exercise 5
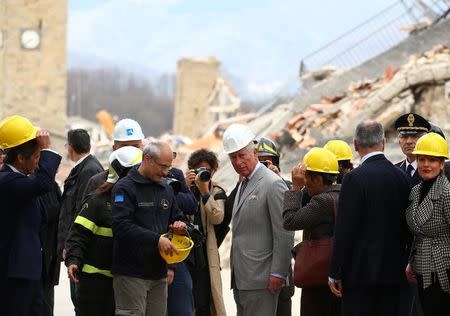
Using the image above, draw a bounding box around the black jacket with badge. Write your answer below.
[65,191,114,278]
[111,168,185,280]
[57,155,104,258]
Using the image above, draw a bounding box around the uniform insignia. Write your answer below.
[407,114,415,127]
[160,199,169,209]
[115,194,124,202]
[126,128,134,136]
[249,195,258,200]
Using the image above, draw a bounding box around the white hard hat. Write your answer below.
[113,118,144,141]
[107,146,142,183]
[222,124,256,154]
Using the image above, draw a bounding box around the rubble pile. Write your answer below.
[279,45,450,150]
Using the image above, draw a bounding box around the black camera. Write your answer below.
[195,167,211,182]
[163,177,181,195]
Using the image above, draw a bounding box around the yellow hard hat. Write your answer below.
[412,132,449,158]
[159,231,194,264]
[0,115,39,150]
[324,140,354,161]
[303,147,339,174]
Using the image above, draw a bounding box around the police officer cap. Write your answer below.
[394,113,430,135]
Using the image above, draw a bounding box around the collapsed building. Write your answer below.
[213,4,450,191]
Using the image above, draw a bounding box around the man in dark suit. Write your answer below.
[0,115,61,316]
[57,129,103,315]
[39,182,62,316]
[394,113,430,186]
[328,120,412,316]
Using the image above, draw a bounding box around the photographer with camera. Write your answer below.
[185,149,227,316]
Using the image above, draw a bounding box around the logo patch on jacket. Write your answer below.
[114,194,124,203]
[138,202,155,207]
[160,199,169,209]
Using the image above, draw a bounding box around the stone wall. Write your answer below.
[173,57,219,139]
[0,0,67,148]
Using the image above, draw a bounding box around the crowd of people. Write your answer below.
[0,111,449,316]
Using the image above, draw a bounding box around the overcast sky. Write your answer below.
[68,0,397,98]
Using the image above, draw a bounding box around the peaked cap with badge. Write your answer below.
[394,113,431,135]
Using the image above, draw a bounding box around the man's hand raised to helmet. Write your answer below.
[36,130,51,149]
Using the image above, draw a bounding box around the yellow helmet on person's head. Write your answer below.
[303,147,339,174]
[412,132,449,158]
[324,140,354,161]
[0,115,39,150]
[159,231,194,264]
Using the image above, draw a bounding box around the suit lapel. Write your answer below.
[233,166,265,217]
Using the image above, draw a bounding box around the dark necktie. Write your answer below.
[238,177,249,201]
[406,164,414,177]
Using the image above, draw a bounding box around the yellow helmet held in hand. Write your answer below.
[0,115,39,150]
[159,230,194,264]
[303,147,339,174]
[324,140,354,161]
[412,132,449,158]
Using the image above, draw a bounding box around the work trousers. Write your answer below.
[77,273,114,316]
[233,288,280,316]
[114,275,167,316]
[0,278,43,316]
[417,273,450,316]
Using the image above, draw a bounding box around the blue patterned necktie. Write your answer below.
[238,177,249,201]
[406,164,414,177]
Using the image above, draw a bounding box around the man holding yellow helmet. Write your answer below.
[0,115,61,316]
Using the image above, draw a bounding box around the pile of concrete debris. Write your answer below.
[280,45,450,150]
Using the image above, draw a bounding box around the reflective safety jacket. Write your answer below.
[65,191,113,278]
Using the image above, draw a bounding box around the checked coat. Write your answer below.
[406,172,450,293]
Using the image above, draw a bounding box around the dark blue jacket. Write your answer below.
[330,154,411,288]
[168,167,197,215]
[0,150,61,281]
[111,168,184,280]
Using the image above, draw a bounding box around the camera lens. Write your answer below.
[196,168,211,182]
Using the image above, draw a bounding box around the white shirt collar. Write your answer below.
[74,154,90,167]
[6,164,25,175]
[360,151,384,164]
[247,162,263,181]
[405,159,417,175]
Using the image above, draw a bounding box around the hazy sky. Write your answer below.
[69,0,396,97]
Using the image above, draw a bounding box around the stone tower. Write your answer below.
[0,0,67,147]
[173,57,220,139]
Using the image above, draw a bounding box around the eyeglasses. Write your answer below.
[152,157,172,170]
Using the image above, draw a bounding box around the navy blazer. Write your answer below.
[0,150,61,281]
[330,154,411,288]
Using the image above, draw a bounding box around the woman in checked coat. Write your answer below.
[405,133,450,316]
